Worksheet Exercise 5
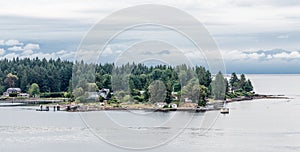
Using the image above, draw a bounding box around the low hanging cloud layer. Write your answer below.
[0,39,23,46]
[0,39,74,60]
[1,0,300,73]
[222,49,300,61]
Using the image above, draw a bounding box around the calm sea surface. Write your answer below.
[0,74,300,152]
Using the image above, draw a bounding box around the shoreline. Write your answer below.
[41,94,291,112]
[0,94,290,112]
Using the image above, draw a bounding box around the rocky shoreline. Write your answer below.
[55,94,290,112]
[226,94,289,103]
[0,94,290,112]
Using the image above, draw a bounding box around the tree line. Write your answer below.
[0,58,253,105]
[0,57,73,95]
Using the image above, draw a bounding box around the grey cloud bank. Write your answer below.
[1,0,300,73]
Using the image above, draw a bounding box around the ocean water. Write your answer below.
[0,74,300,152]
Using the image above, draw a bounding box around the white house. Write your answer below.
[184,98,193,103]
[139,90,145,95]
[156,102,167,108]
[6,88,21,94]
[99,88,110,99]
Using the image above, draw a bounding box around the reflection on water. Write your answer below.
[0,75,300,152]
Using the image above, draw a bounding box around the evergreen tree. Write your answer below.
[212,71,226,100]
[244,79,254,92]
[239,74,247,91]
[229,73,239,91]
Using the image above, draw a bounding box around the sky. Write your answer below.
[1,0,300,73]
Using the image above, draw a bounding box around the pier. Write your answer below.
[0,99,64,105]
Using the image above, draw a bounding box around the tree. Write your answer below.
[211,71,226,100]
[5,73,18,88]
[29,83,40,97]
[165,81,173,104]
[239,74,247,91]
[181,78,201,103]
[148,80,166,103]
[73,87,84,97]
[20,70,28,91]
[0,78,5,94]
[244,79,253,92]
[198,85,208,106]
[87,83,99,92]
[229,73,239,91]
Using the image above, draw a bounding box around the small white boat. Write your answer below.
[220,107,229,114]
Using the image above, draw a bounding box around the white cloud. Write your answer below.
[222,50,247,60]
[276,35,289,39]
[0,48,6,55]
[24,43,40,50]
[7,43,40,55]
[7,46,24,51]
[1,53,18,59]
[272,51,300,59]
[247,52,265,60]
[22,49,34,55]
[0,40,4,45]
[222,49,300,61]
[0,50,75,61]
[4,39,23,46]
[102,47,113,55]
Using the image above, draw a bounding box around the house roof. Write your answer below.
[7,88,21,91]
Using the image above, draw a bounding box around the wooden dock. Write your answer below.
[0,99,64,105]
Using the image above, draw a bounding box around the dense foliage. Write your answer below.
[0,57,73,94]
[0,58,253,105]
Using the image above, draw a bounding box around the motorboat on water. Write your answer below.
[220,107,229,114]
[220,102,229,114]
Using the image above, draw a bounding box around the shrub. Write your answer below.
[40,92,65,98]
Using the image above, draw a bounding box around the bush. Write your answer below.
[163,105,170,108]
[133,95,144,102]
[40,92,65,98]
[64,92,73,98]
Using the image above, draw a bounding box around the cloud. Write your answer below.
[1,50,75,61]
[276,35,289,39]
[1,53,18,59]
[0,40,4,45]
[4,39,23,46]
[272,51,300,59]
[22,49,34,55]
[7,46,24,51]
[0,39,71,60]
[24,43,40,50]
[102,47,113,55]
[7,42,40,54]
[222,49,300,61]
[0,48,5,55]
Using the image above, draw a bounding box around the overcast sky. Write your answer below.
[1,0,300,73]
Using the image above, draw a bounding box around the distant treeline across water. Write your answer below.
[0,58,253,104]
